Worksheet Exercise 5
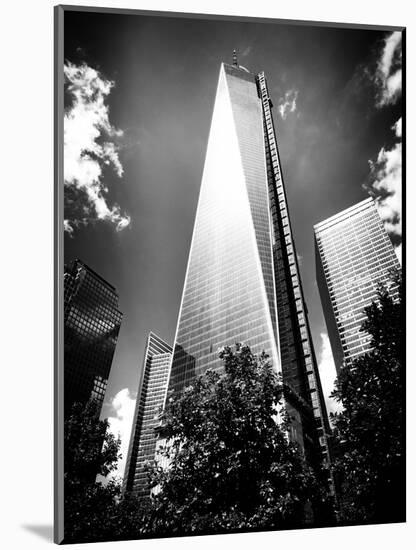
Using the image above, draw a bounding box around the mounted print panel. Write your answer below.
[54,5,405,544]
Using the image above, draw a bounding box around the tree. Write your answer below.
[330,275,404,524]
[145,344,329,537]
[64,400,120,488]
[64,400,144,543]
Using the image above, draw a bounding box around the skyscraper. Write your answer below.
[167,60,331,471]
[123,332,172,497]
[64,259,122,418]
[314,197,401,374]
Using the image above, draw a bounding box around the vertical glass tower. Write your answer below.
[314,197,401,374]
[63,259,122,418]
[168,61,331,471]
[123,332,172,497]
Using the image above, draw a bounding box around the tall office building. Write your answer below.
[123,332,172,497]
[314,197,401,374]
[64,259,122,418]
[167,60,331,471]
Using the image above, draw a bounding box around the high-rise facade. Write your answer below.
[167,61,331,471]
[64,259,122,418]
[314,197,401,374]
[123,332,172,497]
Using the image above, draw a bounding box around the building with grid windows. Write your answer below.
[314,197,401,374]
[64,259,123,419]
[123,332,172,497]
[167,59,331,474]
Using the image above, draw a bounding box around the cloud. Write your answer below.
[63,219,74,236]
[364,32,402,253]
[393,116,402,138]
[317,332,342,418]
[278,89,298,120]
[374,31,402,107]
[104,388,137,481]
[64,61,131,233]
[395,242,402,264]
[367,118,402,242]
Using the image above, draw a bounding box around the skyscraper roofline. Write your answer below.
[70,257,117,292]
[222,61,255,78]
[314,197,375,232]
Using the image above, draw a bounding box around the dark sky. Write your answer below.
[63,9,401,415]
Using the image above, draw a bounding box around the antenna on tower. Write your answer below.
[232,49,238,67]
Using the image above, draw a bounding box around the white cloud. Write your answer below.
[278,89,298,120]
[393,116,402,139]
[104,388,137,481]
[63,219,74,236]
[368,117,402,240]
[317,332,342,418]
[395,242,402,264]
[375,31,402,107]
[364,31,402,256]
[64,61,130,233]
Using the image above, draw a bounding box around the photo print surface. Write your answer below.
[55,6,404,544]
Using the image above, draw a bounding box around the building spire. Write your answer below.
[232,49,238,67]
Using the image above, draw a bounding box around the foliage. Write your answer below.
[146,344,326,536]
[63,400,144,543]
[330,274,404,524]
[64,400,120,487]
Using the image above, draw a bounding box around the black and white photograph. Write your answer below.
[55,4,404,545]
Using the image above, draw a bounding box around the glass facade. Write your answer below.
[257,72,331,471]
[169,63,279,393]
[123,332,172,497]
[314,198,401,374]
[63,259,122,418]
[167,63,330,472]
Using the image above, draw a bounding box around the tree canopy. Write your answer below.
[146,344,329,536]
[330,275,404,524]
[64,400,120,487]
[64,400,144,543]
